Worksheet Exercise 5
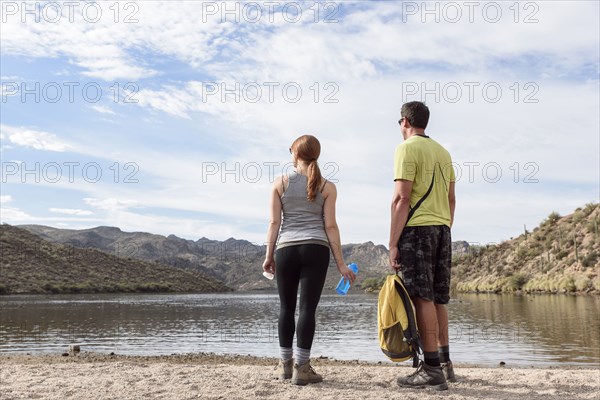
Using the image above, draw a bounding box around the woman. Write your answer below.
[262,134,356,386]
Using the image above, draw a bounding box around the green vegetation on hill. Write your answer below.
[0,224,231,295]
[452,203,599,294]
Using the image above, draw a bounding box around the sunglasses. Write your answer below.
[398,117,405,125]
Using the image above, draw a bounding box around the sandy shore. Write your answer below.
[1,352,599,400]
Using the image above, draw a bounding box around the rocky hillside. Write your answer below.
[18,224,392,291]
[14,221,474,292]
[18,204,598,295]
[452,203,599,294]
[0,225,230,295]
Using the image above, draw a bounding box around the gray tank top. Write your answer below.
[277,171,329,248]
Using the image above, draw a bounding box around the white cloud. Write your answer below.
[0,2,236,81]
[3,2,596,82]
[0,125,71,152]
[0,195,13,204]
[196,1,600,86]
[91,105,116,115]
[49,208,94,216]
[84,197,139,211]
[136,85,196,119]
[0,206,34,222]
[0,205,101,226]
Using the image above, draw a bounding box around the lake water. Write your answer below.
[1,292,599,367]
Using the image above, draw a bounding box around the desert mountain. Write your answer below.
[19,224,396,290]
[0,224,230,294]
[452,203,599,294]
[17,203,598,294]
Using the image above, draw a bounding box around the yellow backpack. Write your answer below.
[377,273,423,367]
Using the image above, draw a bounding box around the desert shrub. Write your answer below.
[135,283,172,292]
[558,277,576,293]
[361,277,385,291]
[573,211,584,224]
[113,283,134,292]
[509,273,528,290]
[582,202,598,216]
[451,255,463,264]
[42,282,60,294]
[586,219,599,235]
[581,252,598,268]
[522,245,542,258]
[60,281,98,294]
[575,276,591,291]
[544,211,561,225]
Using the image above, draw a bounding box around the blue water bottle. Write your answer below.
[336,263,358,295]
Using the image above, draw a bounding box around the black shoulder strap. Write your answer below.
[406,171,435,224]
[394,275,423,367]
[320,179,328,192]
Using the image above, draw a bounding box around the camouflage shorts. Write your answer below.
[397,225,452,304]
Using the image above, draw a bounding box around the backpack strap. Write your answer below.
[394,274,424,368]
[406,171,435,224]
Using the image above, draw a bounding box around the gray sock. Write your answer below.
[280,347,293,362]
[295,347,311,366]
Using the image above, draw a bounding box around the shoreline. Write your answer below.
[0,351,598,369]
[2,288,599,296]
[2,352,599,400]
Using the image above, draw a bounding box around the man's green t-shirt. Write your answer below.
[393,135,455,227]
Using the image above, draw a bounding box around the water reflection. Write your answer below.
[0,292,598,366]
[450,293,600,365]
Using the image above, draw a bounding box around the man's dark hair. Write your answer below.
[401,101,430,129]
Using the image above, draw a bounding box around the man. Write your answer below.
[389,101,456,391]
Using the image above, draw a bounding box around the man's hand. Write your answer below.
[389,247,401,272]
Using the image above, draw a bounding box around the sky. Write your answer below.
[1,0,599,249]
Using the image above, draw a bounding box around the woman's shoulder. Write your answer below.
[273,174,292,195]
[320,179,336,195]
[272,175,284,191]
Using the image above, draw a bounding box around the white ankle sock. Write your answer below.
[295,347,310,366]
[280,347,293,362]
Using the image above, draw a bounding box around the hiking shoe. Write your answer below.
[291,361,323,385]
[274,359,293,380]
[442,361,456,383]
[396,361,448,391]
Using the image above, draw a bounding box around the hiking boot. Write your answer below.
[442,361,456,383]
[274,359,293,380]
[291,361,323,385]
[396,361,448,391]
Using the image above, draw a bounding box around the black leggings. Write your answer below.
[275,244,330,350]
